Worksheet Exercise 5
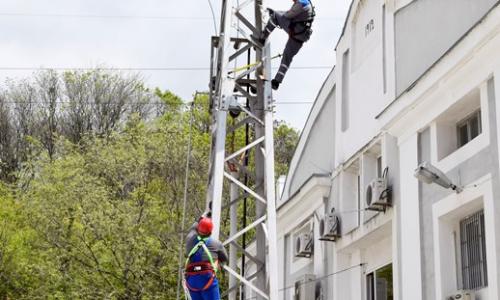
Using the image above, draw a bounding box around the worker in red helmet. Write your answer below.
[184,212,228,300]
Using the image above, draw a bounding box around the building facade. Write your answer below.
[266,0,500,299]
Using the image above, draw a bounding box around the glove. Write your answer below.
[201,210,212,219]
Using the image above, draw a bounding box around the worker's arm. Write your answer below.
[216,242,229,265]
[186,221,198,239]
[284,1,306,19]
[185,221,198,255]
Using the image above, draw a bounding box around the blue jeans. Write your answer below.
[187,275,220,300]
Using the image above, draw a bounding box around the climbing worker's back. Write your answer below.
[184,216,228,300]
[251,0,316,90]
[286,0,315,43]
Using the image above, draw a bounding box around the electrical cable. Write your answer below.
[206,0,218,34]
[462,177,491,190]
[0,100,314,105]
[0,13,214,20]
[243,263,365,299]
[240,46,251,300]
[0,66,332,71]
[278,263,365,293]
[175,101,195,300]
[0,12,342,21]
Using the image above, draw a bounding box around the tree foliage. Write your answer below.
[0,70,161,182]
[0,70,299,299]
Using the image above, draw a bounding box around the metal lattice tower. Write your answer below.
[206,0,279,299]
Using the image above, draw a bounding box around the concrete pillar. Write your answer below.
[398,133,423,300]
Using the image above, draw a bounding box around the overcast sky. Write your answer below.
[0,0,350,130]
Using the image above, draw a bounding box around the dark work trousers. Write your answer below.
[275,38,303,83]
[262,11,304,83]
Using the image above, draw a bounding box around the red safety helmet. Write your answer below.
[197,217,213,236]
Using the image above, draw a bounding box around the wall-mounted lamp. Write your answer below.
[414,162,462,193]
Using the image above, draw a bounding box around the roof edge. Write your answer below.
[280,67,336,201]
[277,173,330,211]
[334,0,356,51]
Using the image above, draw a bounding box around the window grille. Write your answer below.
[460,210,488,290]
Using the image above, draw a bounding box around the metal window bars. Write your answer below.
[460,210,488,290]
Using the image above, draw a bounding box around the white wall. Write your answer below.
[397,133,423,300]
[394,0,499,96]
[274,2,500,300]
[335,0,393,165]
[276,177,330,299]
[334,235,392,300]
[288,90,336,198]
[280,69,336,205]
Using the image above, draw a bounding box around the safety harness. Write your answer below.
[184,236,218,292]
[289,0,316,40]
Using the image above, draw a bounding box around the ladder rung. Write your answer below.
[230,37,249,44]
[236,79,257,86]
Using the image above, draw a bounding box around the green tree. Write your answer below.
[274,120,300,178]
[0,71,300,299]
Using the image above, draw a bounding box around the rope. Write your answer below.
[228,54,282,74]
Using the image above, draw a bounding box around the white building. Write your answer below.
[259,0,500,299]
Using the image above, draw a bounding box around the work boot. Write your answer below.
[250,85,257,94]
[249,80,279,93]
[271,79,280,90]
[250,32,266,48]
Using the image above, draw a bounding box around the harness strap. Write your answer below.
[184,274,215,292]
[200,242,217,274]
[184,236,219,292]
[185,236,217,273]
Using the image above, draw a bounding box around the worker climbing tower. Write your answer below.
[206,0,279,299]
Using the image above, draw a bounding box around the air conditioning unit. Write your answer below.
[365,177,391,211]
[319,210,340,242]
[294,274,315,300]
[447,290,475,300]
[295,232,313,258]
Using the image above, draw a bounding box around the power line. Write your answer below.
[0,67,208,71]
[0,12,343,21]
[176,101,195,300]
[0,100,313,105]
[0,13,213,20]
[0,66,332,71]
[206,0,218,34]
